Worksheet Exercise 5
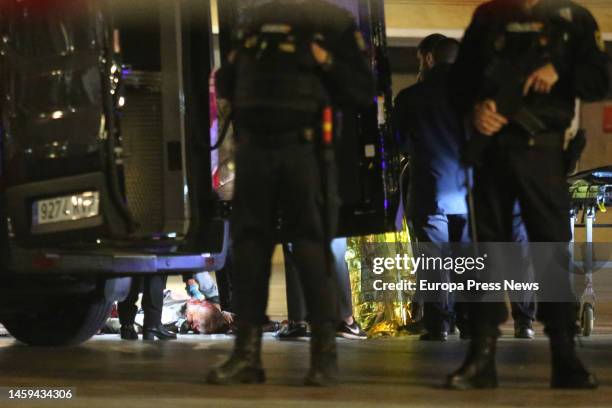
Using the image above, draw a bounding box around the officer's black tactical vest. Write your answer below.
[232,23,328,129]
[482,0,574,132]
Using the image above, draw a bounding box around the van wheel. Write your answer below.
[2,296,112,346]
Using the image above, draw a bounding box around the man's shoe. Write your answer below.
[142,324,177,341]
[514,321,535,339]
[305,322,338,386]
[446,336,498,390]
[549,330,598,389]
[208,323,265,385]
[337,321,367,340]
[275,320,309,339]
[120,325,138,340]
[419,331,448,342]
[263,320,281,333]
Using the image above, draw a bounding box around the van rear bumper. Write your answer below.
[6,247,227,276]
[4,221,229,276]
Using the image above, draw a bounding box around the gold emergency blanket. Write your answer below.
[347,227,415,337]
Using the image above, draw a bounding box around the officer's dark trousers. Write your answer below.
[216,239,235,312]
[470,137,576,337]
[231,137,338,326]
[445,213,538,327]
[284,238,353,322]
[118,275,167,328]
[410,214,470,333]
[509,212,537,326]
[410,213,536,334]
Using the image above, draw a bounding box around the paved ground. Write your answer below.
[2,256,612,408]
[0,328,611,408]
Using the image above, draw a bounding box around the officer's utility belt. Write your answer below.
[497,128,564,149]
[237,128,317,148]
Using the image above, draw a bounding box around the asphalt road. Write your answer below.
[0,328,611,408]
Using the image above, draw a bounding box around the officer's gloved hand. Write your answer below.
[187,284,205,301]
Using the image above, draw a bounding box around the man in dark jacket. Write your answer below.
[394,36,470,341]
[395,36,537,341]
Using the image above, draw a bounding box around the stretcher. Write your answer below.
[569,166,612,336]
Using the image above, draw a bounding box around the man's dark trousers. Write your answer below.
[284,238,353,322]
[118,275,168,328]
[411,210,536,334]
[410,214,470,334]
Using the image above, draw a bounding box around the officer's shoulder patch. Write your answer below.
[506,22,544,33]
[261,24,292,34]
[354,31,366,51]
[595,30,605,52]
[559,7,573,23]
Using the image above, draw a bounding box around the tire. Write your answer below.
[581,304,594,337]
[2,295,112,346]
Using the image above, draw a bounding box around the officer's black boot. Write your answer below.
[207,323,265,385]
[445,336,498,389]
[304,322,338,386]
[549,330,598,389]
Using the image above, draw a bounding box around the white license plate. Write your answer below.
[33,191,100,225]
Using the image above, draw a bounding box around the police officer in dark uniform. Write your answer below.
[447,0,609,389]
[207,0,374,386]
